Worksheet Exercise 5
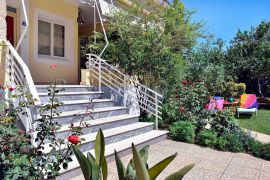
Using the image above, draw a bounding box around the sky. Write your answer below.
[178,0,270,44]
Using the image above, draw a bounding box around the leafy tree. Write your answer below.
[81,0,204,96]
[185,39,233,95]
[227,21,270,97]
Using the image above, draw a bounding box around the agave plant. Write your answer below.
[73,129,194,180]
[115,143,194,180]
[72,129,107,180]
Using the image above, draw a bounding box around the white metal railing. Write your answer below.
[3,41,40,145]
[87,54,163,129]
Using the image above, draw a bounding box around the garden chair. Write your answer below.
[237,94,258,117]
[207,97,224,111]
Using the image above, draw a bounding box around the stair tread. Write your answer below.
[36,99,113,107]
[43,122,154,153]
[37,106,127,119]
[59,114,139,132]
[38,91,102,96]
[59,130,168,174]
[61,99,113,104]
[36,85,92,88]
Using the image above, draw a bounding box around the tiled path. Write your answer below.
[73,140,270,180]
[243,128,270,143]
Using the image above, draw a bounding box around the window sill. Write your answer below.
[38,54,69,61]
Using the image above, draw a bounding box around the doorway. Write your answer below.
[6,6,18,46]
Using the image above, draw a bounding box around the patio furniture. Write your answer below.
[207,97,224,111]
[224,99,239,112]
[237,94,259,117]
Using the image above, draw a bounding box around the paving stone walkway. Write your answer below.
[243,128,270,143]
[72,139,270,180]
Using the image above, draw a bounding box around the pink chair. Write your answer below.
[208,97,224,111]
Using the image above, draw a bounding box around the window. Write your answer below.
[54,24,65,57]
[38,20,65,58]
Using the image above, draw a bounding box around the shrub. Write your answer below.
[250,141,263,157]
[162,81,210,130]
[169,121,196,143]
[224,133,244,152]
[237,130,258,152]
[209,110,239,136]
[216,136,229,151]
[259,143,270,160]
[222,82,246,98]
[197,130,218,148]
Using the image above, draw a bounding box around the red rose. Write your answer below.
[181,80,188,85]
[9,87,15,92]
[189,81,193,85]
[179,106,185,112]
[68,135,81,145]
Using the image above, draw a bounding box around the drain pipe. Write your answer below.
[91,0,109,57]
[16,0,28,50]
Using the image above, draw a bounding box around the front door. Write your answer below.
[6,9,17,46]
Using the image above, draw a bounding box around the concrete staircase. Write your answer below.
[35,85,168,179]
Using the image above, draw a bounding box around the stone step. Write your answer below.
[38,91,103,102]
[36,85,95,93]
[43,122,155,154]
[56,114,139,139]
[57,130,168,179]
[36,99,114,112]
[36,106,128,125]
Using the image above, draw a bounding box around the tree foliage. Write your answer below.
[81,0,203,96]
[185,39,233,95]
[227,21,270,96]
[186,21,270,97]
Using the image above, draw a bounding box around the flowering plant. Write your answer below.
[0,81,90,179]
[68,135,81,145]
[162,81,210,130]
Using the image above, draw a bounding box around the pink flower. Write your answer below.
[68,135,81,145]
[49,64,57,69]
[179,106,185,112]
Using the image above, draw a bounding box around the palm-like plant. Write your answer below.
[73,129,194,180]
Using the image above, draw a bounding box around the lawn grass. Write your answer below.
[237,109,270,135]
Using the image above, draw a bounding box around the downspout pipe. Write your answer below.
[91,0,109,57]
[16,0,28,50]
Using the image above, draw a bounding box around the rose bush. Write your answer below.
[162,81,210,131]
[0,82,87,179]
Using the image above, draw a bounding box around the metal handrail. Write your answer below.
[87,53,163,129]
[3,40,40,145]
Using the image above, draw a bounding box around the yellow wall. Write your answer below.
[28,0,79,84]
[0,44,6,85]
[0,0,6,85]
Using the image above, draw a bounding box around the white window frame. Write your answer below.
[38,19,66,58]
[34,9,74,65]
